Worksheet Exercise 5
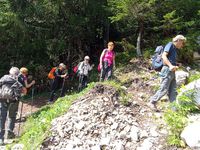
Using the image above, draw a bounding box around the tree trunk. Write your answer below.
[136,31,142,56]
[136,22,143,56]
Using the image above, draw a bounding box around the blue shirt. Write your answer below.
[164,42,177,66]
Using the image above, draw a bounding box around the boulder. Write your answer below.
[177,79,200,106]
[181,121,200,149]
[175,70,189,87]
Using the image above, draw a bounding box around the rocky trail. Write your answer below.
[5,58,199,150]
[40,59,196,150]
[41,83,170,150]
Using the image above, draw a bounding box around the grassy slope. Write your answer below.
[9,83,96,150]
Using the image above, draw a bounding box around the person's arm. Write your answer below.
[25,80,35,89]
[54,68,66,78]
[113,54,116,69]
[88,64,94,71]
[99,50,106,69]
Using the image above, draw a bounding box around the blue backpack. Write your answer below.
[151,45,164,71]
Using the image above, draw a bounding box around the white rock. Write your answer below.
[140,130,148,139]
[181,121,200,149]
[114,140,124,150]
[75,121,85,130]
[91,145,101,150]
[111,122,119,130]
[177,79,200,106]
[175,70,189,86]
[100,137,111,146]
[137,138,153,150]
[130,126,140,142]
[149,127,159,137]
[11,144,24,150]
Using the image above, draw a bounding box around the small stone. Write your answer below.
[130,126,140,142]
[100,137,111,146]
[91,145,101,150]
[137,138,153,150]
[149,127,159,137]
[140,130,148,139]
[111,122,119,130]
[114,140,124,150]
[11,144,24,150]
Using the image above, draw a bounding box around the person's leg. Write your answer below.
[78,75,84,91]
[100,63,106,82]
[168,72,177,102]
[7,101,19,139]
[82,76,87,89]
[0,102,8,144]
[60,78,66,97]
[150,72,174,104]
[106,65,113,80]
[49,80,58,102]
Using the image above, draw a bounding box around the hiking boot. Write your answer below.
[148,102,159,112]
[7,131,15,139]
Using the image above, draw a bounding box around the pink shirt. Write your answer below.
[103,49,115,66]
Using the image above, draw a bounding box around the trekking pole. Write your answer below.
[18,99,24,137]
[31,85,35,114]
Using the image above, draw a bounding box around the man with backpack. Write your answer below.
[149,35,187,111]
[48,63,67,104]
[0,67,27,145]
[78,56,94,91]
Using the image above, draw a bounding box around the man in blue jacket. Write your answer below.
[149,35,187,111]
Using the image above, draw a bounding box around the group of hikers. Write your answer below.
[0,35,186,145]
[47,41,116,103]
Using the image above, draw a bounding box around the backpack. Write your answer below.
[73,62,83,75]
[48,67,56,79]
[0,75,23,101]
[151,46,164,71]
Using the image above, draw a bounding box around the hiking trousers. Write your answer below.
[78,75,88,91]
[0,101,19,140]
[100,61,113,82]
[150,66,177,103]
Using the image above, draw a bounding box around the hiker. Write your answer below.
[48,63,67,103]
[0,67,27,145]
[99,41,116,81]
[78,56,94,91]
[18,67,35,89]
[149,35,187,111]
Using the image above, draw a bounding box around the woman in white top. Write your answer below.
[78,56,94,91]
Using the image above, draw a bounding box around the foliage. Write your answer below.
[164,89,200,147]
[188,72,200,83]
[9,83,95,149]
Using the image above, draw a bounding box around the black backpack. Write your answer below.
[151,45,164,71]
[0,75,23,101]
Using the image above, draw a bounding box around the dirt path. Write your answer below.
[14,96,48,136]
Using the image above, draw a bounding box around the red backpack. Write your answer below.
[73,62,83,74]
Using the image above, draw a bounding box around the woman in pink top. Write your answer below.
[99,41,115,81]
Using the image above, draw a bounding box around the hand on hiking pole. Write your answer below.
[61,73,67,78]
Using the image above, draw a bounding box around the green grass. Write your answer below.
[164,89,200,147]
[8,83,96,150]
[188,72,200,83]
